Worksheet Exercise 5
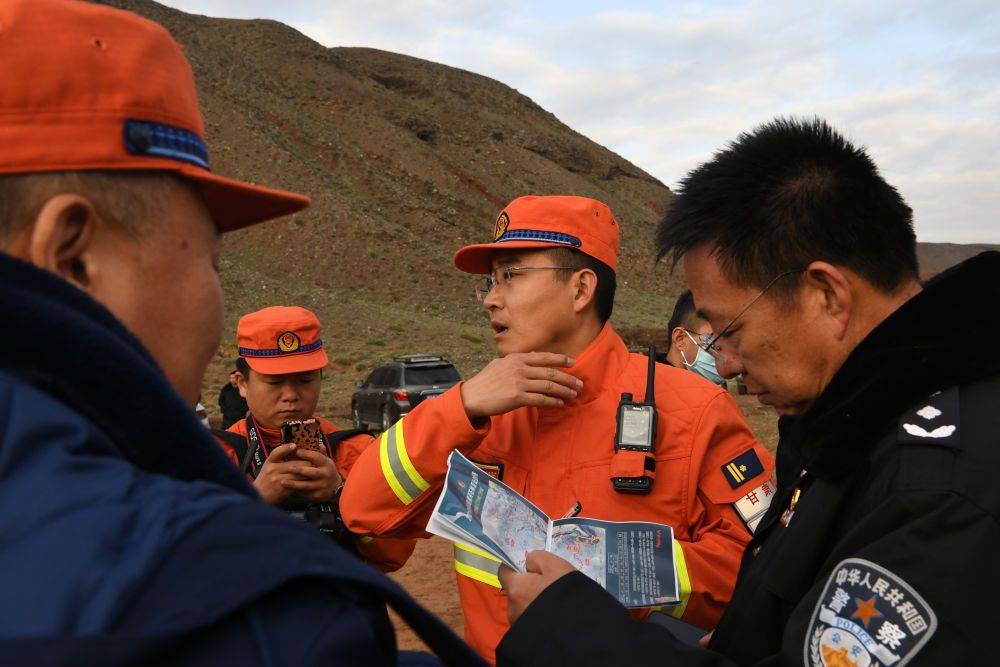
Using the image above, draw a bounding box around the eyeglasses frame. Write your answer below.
[475,264,577,301]
[701,269,804,359]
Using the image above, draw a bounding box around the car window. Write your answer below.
[405,365,461,385]
[364,368,381,386]
[386,368,402,387]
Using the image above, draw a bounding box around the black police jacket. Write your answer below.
[497,251,1000,666]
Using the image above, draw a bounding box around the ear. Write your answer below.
[570,268,598,315]
[235,371,249,398]
[670,326,690,351]
[22,194,102,291]
[801,261,853,339]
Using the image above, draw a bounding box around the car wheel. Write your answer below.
[381,405,394,433]
[352,403,362,430]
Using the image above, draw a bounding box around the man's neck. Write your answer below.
[805,278,924,417]
[849,279,922,351]
[560,315,606,360]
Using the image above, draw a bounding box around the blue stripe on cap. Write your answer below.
[123,119,210,169]
[495,229,582,247]
[238,339,324,357]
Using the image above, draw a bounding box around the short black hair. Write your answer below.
[665,290,699,354]
[656,117,918,300]
[0,170,182,243]
[547,247,616,324]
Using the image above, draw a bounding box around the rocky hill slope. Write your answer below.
[99,0,681,418]
[97,1,999,421]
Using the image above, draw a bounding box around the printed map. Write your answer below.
[480,479,548,571]
[549,523,607,586]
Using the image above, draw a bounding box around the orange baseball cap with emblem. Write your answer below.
[237,306,329,375]
[453,195,620,274]
[0,0,309,231]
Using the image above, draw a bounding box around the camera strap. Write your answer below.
[242,416,267,478]
[223,418,364,545]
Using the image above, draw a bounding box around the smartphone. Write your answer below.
[280,418,327,456]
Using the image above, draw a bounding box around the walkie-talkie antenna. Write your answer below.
[645,344,656,404]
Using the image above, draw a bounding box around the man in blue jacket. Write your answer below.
[0,1,481,665]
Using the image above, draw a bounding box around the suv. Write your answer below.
[352,355,462,432]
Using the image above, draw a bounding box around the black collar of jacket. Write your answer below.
[0,253,253,495]
[783,251,1000,478]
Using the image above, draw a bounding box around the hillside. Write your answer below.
[98,0,679,419]
[97,1,998,423]
[917,243,1000,276]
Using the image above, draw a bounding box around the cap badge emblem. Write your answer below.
[493,212,510,241]
[277,331,301,353]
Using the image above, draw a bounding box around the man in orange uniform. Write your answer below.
[219,305,414,571]
[341,196,775,662]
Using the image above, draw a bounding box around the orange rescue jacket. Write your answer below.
[221,416,416,573]
[341,324,775,663]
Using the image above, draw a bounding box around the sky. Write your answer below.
[160,0,1000,243]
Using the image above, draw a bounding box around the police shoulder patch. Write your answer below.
[898,386,960,447]
[805,558,937,667]
[721,448,764,489]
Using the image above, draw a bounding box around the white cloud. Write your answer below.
[159,0,1000,242]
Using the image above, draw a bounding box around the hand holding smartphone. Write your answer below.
[280,418,328,457]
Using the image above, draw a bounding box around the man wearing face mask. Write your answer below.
[665,290,725,386]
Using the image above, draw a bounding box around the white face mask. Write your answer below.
[681,331,725,386]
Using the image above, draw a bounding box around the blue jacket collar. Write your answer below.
[0,252,251,494]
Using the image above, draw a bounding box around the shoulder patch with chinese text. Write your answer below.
[805,558,937,667]
[732,479,775,533]
[469,459,504,482]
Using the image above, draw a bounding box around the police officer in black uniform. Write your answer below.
[496,117,1000,666]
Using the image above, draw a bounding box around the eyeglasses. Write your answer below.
[683,329,715,352]
[701,270,803,361]
[475,265,576,301]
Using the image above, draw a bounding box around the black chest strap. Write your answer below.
[211,422,370,479]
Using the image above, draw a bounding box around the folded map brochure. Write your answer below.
[426,450,680,609]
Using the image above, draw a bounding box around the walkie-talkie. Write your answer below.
[611,345,658,494]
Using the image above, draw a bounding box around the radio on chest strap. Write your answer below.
[611,345,659,494]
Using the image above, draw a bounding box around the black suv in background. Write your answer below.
[352,355,462,432]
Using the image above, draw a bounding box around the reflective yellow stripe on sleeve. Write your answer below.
[378,419,430,505]
[453,543,502,589]
[669,539,692,619]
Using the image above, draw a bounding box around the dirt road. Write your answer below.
[387,537,465,651]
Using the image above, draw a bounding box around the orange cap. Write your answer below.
[453,196,619,274]
[0,0,309,232]
[237,306,329,375]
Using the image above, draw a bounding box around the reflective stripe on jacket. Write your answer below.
[342,324,775,663]
[222,417,416,572]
